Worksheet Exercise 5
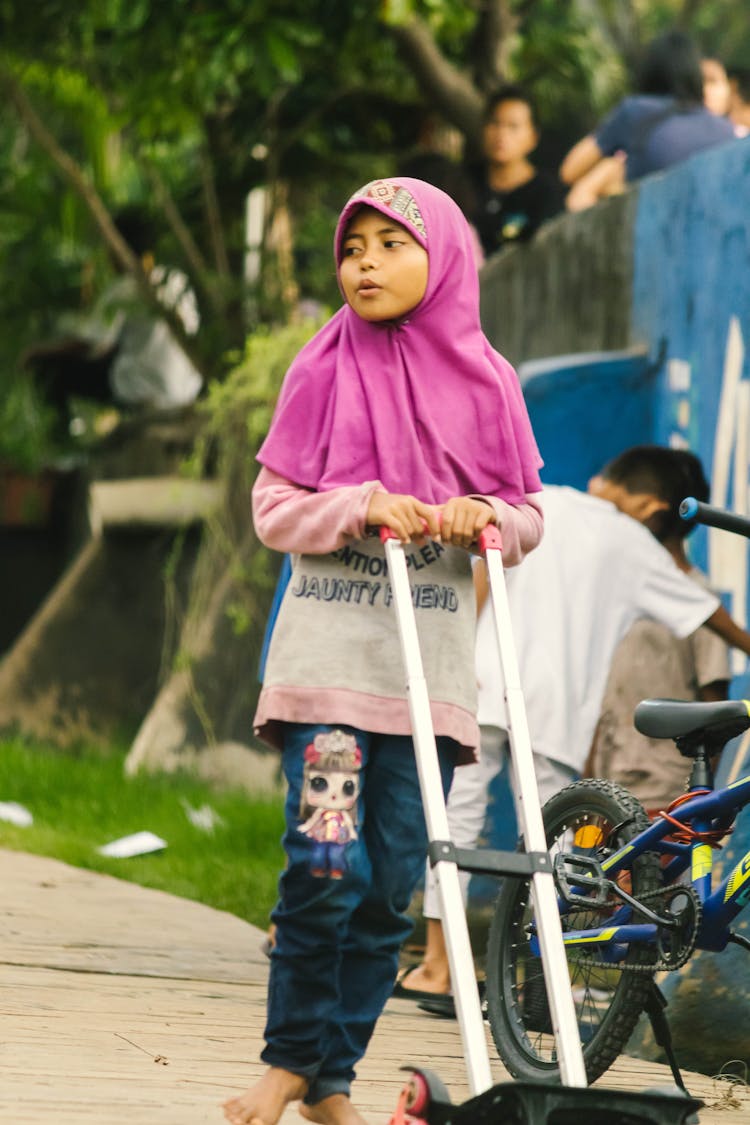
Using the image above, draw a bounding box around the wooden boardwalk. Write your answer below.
[1,847,748,1124]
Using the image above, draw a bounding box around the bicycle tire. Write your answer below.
[486,778,661,1084]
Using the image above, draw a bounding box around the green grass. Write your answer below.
[0,736,285,929]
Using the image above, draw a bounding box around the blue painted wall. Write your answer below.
[519,348,656,489]
[515,139,750,695]
[632,139,750,704]
[627,137,750,1061]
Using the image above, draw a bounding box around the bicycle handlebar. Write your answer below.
[680,497,750,538]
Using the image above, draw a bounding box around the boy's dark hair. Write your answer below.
[728,66,750,102]
[483,84,539,128]
[601,444,710,541]
[636,30,705,104]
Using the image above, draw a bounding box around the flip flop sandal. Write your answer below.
[418,983,487,1021]
[417,994,456,1019]
[391,965,452,1004]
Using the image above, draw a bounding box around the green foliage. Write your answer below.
[0,378,60,473]
[188,315,326,480]
[0,735,285,928]
[2,0,748,426]
[176,316,324,661]
[0,0,412,391]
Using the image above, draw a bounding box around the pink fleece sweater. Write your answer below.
[252,467,543,562]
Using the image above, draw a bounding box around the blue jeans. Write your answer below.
[262,722,456,1104]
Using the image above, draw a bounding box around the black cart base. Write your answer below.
[390,1071,702,1125]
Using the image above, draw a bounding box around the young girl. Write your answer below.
[223,177,543,1125]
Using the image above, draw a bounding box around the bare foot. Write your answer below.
[299,1094,369,1124]
[223,1067,308,1124]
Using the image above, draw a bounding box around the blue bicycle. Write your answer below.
[485,498,750,1085]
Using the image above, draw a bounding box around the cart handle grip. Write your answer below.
[379,521,503,553]
[379,526,400,543]
[477,524,503,553]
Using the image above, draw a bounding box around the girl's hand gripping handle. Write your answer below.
[379,516,436,544]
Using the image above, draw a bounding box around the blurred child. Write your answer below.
[590,449,730,810]
[469,84,564,257]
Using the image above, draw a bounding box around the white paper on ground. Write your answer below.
[180,798,225,832]
[0,801,34,827]
[97,830,167,858]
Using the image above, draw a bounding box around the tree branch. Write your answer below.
[470,0,519,95]
[139,152,229,322]
[574,0,642,78]
[386,15,484,152]
[1,66,141,279]
[198,142,231,281]
[1,63,207,375]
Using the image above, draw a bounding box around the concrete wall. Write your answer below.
[632,138,750,692]
[479,189,638,367]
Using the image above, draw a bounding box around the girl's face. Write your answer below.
[339,207,428,323]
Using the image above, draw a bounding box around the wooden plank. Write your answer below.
[1,848,747,1124]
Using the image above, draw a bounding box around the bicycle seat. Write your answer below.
[634,698,750,745]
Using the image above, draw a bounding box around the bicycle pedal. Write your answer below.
[554,852,611,906]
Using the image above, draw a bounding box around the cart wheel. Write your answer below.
[400,1066,451,1116]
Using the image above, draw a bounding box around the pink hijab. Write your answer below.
[257,177,542,505]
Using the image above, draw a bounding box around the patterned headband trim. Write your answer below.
[348,180,427,240]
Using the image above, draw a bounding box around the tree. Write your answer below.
[2,0,749,760]
[381,0,750,161]
[3,0,746,407]
[0,1,422,393]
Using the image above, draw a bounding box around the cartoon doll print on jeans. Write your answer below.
[298,728,362,878]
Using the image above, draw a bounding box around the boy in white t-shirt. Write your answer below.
[590,449,730,811]
[394,446,749,1007]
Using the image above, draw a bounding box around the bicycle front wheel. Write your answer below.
[486,778,660,1084]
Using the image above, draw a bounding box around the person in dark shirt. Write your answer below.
[469,84,565,258]
[562,30,736,210]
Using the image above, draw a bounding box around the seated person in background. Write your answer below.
[589,450,730,813]
[562,30,736,212]
[468,84,564,258]
[23,208,203,429]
